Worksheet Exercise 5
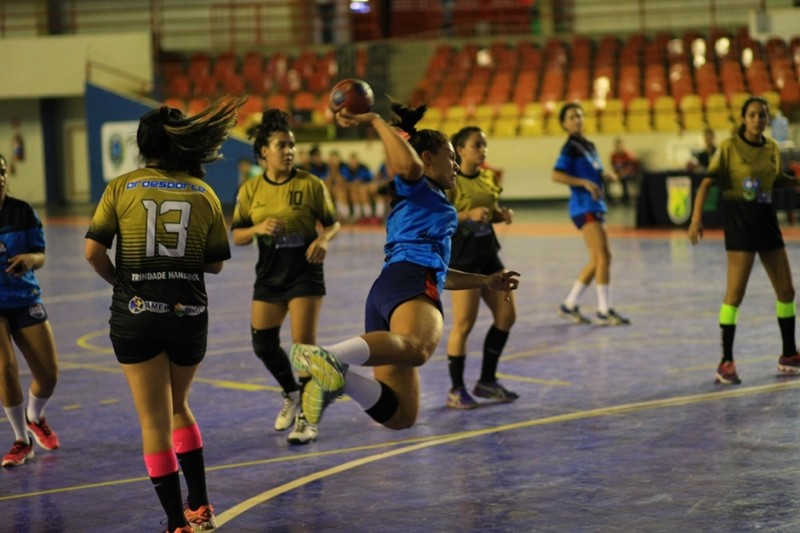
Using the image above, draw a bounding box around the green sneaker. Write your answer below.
[291,343,348,394]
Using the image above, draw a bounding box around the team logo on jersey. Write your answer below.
[742,177,760,201]
[666,176,692,225]
[174,303,205,317]
[28,303,45,320]
[128,296,169,314]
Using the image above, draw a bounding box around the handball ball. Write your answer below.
[329,78,374,114]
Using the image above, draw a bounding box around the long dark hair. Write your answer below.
[137,96,246,179]
[249,108,292,162]
[389,100,450,157]
[451,126,483,165]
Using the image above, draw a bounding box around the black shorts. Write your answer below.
[722,200,784,252]
[364,262,443,332]
[450,253,505,276]
[0,303,48,331]
[110,333,207,366]
[253,264,325,302]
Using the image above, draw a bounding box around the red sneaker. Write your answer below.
[27,416,60,450]
[778,353,800,374]
[2,439,34,467]
[715,361,741,385]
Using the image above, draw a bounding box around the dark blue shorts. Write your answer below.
[0,303,48,331]
[364,262,443,333]
[110,333,206,367]
[571,211,605,229]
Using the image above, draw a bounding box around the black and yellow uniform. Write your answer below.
[447,167,504,274]
[86,168,231,348]
[231,168,337,301]
[708,131,785,251]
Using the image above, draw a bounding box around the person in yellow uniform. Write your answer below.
[85,97,244,532]
[444,126,518,409]
[689,96,800,385]
[232,108,340,445]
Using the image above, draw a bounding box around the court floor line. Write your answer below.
[3,380,797,508]
[213,378,800,528]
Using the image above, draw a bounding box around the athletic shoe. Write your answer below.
[715,361,741,385]
[473,380,519,402]
[274,392,299,432]
[301,380,339,425]
[290,343,348,394]
[26,416,60,451]
[184,503,216,531]
[595,309,631,326]
[557,304,591,324]
[2,439,34,467]
[287,413,318,445]
[446,387,478,410]
[778,353,800,374]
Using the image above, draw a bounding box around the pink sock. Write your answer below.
[143,449,178,478]
[173,423,203,454]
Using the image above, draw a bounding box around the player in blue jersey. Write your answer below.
[290,101,520,430]
[0,154,61,468]
[552,102,630,327]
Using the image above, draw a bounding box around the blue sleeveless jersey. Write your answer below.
[554,135,608,218]
[384,176,457,294]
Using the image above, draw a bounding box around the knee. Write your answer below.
[251,326,282,362]
[777,286,796,304]
[404,337,436,367]
[449,319,474,340]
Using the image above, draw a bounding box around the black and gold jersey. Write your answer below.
[446,167,502,265]
[231,168,336,290]
[86,167,231,324]
[708,134,782,203]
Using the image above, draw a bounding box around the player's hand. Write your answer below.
[499,207,514,224]
[305,238,329,264]
[334,109,380,128]
[6,254,31,276]
[487,270,520,301]
[254,218,282,236]
[688,219,703,244]
[583,180,602,200]
[469,207,490,223]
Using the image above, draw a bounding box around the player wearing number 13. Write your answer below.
[85,97,245,533]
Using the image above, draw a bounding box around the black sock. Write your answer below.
[364,382,399,424]
[480,326,509,383]
[177,448,208,511]
[447,355,466,390]
[721,324,736,362]
[778,316,797,356]
[261,350,298,394]
[151,471,185,530]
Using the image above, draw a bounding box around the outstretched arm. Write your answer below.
[445,269,520,301]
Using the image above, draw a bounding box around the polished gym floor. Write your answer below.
[3,202,800,532]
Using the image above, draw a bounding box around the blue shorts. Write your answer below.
[364,262,443,333]
[571,211,605,229]
[0,303,48,331]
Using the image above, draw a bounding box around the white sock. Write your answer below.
[27,390,49,423]
[374,201,385,218]
[564,281,588,309]
[3,404,29,443]
[360,203,370,217]
[327,336,371,366]
[343,370,383,410]
[597,284,611,314]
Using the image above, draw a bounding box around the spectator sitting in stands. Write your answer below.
[608,137,639,205]
[687,128,717,175]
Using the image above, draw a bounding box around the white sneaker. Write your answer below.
[274,392,299,431]
[287,413,318,445]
